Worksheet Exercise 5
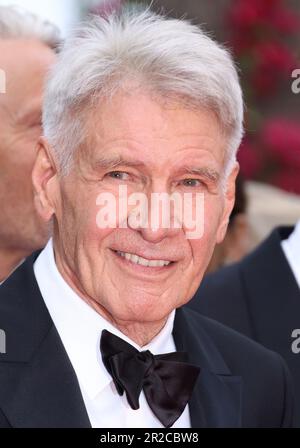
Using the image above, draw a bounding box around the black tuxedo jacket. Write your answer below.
[0,251,295,427]
[188,226,300,425]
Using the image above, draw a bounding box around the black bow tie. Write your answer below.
[100,329,200,428]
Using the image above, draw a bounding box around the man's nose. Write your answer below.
[137,224,181,244]
[127,189,182,243]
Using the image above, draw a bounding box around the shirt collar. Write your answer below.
[33,238,176,400]
[281,220,300,289]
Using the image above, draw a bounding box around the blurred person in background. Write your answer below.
[206,173,250,273]
[0,5,60,283]
[245,181,300,245]
[206,176,300,274]
[189,219,300,422]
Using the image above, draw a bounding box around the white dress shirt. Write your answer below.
[281,220,300,289]
[33,239,191,428]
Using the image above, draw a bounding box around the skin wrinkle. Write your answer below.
[92,155,221,188]
[61,83,230,178]
[33,91,238,347]
[79,137,223,198]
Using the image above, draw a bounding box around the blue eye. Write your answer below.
[107,171,130,180]
[182,179,202,187]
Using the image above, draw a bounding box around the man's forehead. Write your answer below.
[81,91,225,174]
[83,126,225,177]
[90,90,221,136]
[89,147,222,179]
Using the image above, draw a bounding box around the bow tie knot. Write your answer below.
[100,329,200,428]
[136,350,155,375]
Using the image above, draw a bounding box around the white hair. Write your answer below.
[43,8,244,176]
[0,5,61,50]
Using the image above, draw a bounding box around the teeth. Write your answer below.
[116,251,171,267]
[131,255,139,264]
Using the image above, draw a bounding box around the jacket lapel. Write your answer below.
[241,227,300,366]
[241,227,300,422]
[2,325,91,428]
[173,307,242,428]
[0,253,91,428]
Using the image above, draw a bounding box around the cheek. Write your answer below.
[204,195,224,233]
[188,197,224,264]
[81,201,116,246]
[60,183,120,248]
[189,236,214,268]
[181,192,224,239]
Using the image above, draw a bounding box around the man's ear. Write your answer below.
[32,137,58,222]
[216,162,240,244]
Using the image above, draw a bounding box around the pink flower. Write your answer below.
[270,8,300,34]
[254,42,297,73]
[237,139,262,178]
[251,69,279,96]
[272,170,300,195]
[228,0,299,32]
[229,0,263,30]
[262,119,300,169]
[228,0,300,54]
[228,0,281,30]
[251,42,297,95]
[229,35,257,55]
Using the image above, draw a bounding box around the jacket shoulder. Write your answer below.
[187,262,252,335]
[182,307,294,427]
[0,252,52,362]
[183,306,289,378]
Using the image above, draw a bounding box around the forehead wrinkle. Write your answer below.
[91,145,222,173]
[91,133,219,155]
[92,101,221,144]
[89,130,223,176]
[93,153,147,170]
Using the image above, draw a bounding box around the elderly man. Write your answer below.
[0,9,294,428]
[0,6,59,283]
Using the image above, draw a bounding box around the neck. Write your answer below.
[0,247,27,282]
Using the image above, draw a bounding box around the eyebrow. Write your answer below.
[94,155,146,170]
[181,166,221,183]
[94,155,220,182]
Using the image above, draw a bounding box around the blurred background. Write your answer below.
[1,0,299,269]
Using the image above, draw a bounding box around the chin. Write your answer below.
[114,298,173,323]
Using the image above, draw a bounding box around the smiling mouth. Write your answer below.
[112,249,175,268]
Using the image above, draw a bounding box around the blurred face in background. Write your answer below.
[0,39,55,262]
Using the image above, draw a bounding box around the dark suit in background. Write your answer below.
[188,227,300,425]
